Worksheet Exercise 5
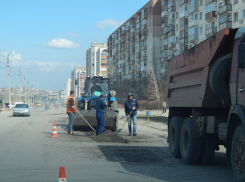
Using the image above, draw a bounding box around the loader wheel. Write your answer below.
[180,118,201,165]
[231,125,245,181]
[209,54,232,105]
[169,116,183,158]
[199,138,216,165]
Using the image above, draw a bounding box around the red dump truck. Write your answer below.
[166,28,245,181]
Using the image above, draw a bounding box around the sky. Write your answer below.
[0,0,149,92]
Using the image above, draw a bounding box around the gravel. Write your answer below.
[94,130,128,143]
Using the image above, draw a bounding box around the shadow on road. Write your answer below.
[97,145,234,181]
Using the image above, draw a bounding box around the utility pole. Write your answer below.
[24,77,26,103]
[19,69,21,101]
[6,50,15,106]
[27,81,29,105]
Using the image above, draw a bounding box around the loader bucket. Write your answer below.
[73,110,119,131]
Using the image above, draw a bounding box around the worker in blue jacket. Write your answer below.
[96,95,108,136]
[125,93,139,136]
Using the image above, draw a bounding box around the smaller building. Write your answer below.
[86,43,108,76]
[59,89,66,104]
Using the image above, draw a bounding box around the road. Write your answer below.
[0,106,235,181]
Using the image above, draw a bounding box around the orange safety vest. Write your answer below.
[66,96,76,113]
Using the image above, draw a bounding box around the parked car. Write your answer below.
[9,102,23,109]
[13,103,31,117]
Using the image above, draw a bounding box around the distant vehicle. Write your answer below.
[5,103,9,108]
[36,101,42,107]
[13,103,31,117]
[9,102,24,109]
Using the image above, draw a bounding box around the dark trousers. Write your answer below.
[163,108,166,113]
[96,112,105,136]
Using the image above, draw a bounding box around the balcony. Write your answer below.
[205,0,217,4]
[180,45,188,52]
[168,18,175,25]
[218,4,232,14]
[180,24,188,31]
[168,6,176,13]
[167,30,175,36]
[143,46,147,50]
[219,22,232,30]
[162,0,168,5]
[142,24,147,30]
[179,11,189,19]
[161,45,168,52]
[161,57,168,62]
[205,11,217,22]
[142,56,147,61]
[189,20,199,27]
[179,37,188,44]
[205,27,217,36]
[189,34,198,43]
[179,0,188,5]
[168,42,176,49]
[161,34,168,39]
[161,11,168,17]
[161,23,168,29]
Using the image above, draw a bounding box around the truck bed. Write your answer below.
[166,29,238,108]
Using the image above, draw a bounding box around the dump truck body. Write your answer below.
[166,28,245,181]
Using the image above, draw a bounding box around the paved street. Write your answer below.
[0,106,235,181]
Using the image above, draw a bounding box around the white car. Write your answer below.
[9,102,23,109]
[13,103,31,117]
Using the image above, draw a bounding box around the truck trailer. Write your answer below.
[166,28,245,181]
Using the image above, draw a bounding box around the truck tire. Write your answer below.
[110,100,118,111]
[169,116,183,158]
[231,125,245,181]
[180,117,201,165]
[209,54,232,105]
[199,138,215,165]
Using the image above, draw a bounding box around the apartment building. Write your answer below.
[107,0,162,85]
[65,78,71,100]
[71,67,86,98]
[160,0,245,77]
[86,43,108,76]
[108,0,245,84]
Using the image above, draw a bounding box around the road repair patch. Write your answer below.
[94,130,128,143]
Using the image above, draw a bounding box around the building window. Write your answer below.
[200,27,203,35]
[219,13,231,23]
[234,12,238,22]
[211,21,216,27]
[200,12,203,20]
[176,12,178,19]
[150,28,152,34]
[200,0,203,6]
[189,27,195,35]
[234,0,238,4]
[242,9,245,19]
[206,24,210,29]
[205,4,212,13]
[92,64,94,67]
[176,24,178,31]
[180,5,185,13]
[189,0,194,7]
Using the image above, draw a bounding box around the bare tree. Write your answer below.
[146,65,161,101]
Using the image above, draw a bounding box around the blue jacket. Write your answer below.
[125,99,139,115]
[96,99,107,113]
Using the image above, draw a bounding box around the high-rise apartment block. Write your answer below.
[108,0,245,84]
[86,43,108,76]
[71,67,86,98]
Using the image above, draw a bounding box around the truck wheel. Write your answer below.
[169,116,183,158]
[110,100,118,111]
[231,125,245,181]
[199,138,215,165]
[180,118,201,165]
[209,54,232,105]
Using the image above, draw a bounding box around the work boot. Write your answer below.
[68,131,71,134]
[70,130,74,135]
[133,133,137,136]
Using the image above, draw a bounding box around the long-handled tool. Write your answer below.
[77,111,96,132]
[115,110,132,134]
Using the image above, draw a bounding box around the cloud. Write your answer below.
[95,18,125,30]
[0,51,63,72]
[42,38,80,50]
[67,31,77,38]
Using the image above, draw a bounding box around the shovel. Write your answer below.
[77,111,96,132]
[115,110,132,134]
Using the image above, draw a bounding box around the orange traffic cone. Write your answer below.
[51,123,59,138]
[57,166,67,182]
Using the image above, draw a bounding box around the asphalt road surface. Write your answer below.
[0,106,235,181]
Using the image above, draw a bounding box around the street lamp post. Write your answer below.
[7,50,15,107]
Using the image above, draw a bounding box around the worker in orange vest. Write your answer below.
[66,90,78,135]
